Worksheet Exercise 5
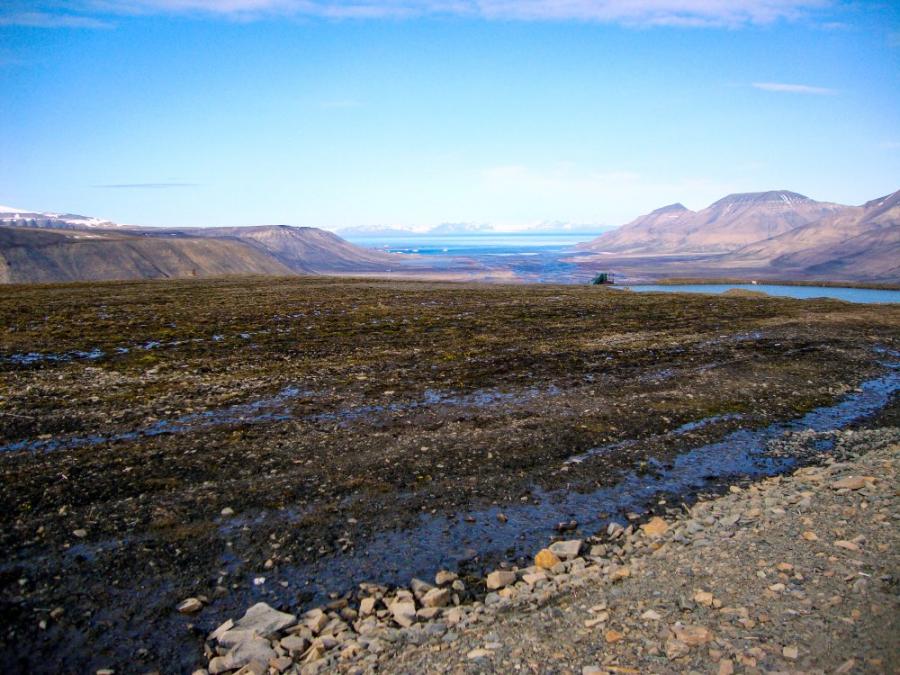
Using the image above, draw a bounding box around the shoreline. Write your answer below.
[637,277,900,291]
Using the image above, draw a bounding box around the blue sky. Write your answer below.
[1,1,898,231]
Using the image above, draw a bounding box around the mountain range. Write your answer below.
[578,189,900,283]
[2,188,898,284]
[0,209,403,284]
[581,191,846,254]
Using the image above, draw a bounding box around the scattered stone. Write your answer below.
[549,540,583,560]
[359,597,376,616]
[467,648,493,660]
[535,548,562,570]
[665,638,690,660]
[221,507,235,517]
[421,587,450,608]
[672,624,713,646]
[177,597,203,614]
[231,603,296,638]
[693,590,713,607]
[610,566,631,582]
[834,540,860,551]
[73,529,87,538]
[434,570,457,586]
[280,635,309,656]
[390,601,417,628]
[641,517,668,537]
[522,572,547,586]
[604,629,624,643]
[783,645,799,660]
[831,476,873,490]
[485,570,517,590]
[209,636,275,674]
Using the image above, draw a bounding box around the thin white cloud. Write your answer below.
[2,1,834,27]
[752,81,837,95]
[0,11,112,28]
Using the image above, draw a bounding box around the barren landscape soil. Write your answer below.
[0,276,897,673]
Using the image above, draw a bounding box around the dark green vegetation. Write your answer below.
[1,276,898,672]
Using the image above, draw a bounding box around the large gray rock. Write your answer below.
[390,600,417,628]
[208,635,275,674]
[549,539,583,560]
[232,602,296,638]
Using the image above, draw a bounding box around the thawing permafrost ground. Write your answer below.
[0,276,898,673]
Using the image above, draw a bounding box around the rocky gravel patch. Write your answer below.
[188,426,899,674]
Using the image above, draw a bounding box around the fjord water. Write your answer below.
[629,284,900,304]
[345,233,592,283]
[348,235,900,302]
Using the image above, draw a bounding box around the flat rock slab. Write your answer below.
[230,603,296,639]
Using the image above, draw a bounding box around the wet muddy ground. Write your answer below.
[0,276,898,673]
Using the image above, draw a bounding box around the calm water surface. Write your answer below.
[628,284,900,304]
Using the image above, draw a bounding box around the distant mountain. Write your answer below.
[572,188,899,283]
[580,203,693,253]
[0,206,126,231]
[336,224,427,238]
[0,227,292,284]
[179,225,398,273]
[581,191,847,254]
[337,221,606,238]
[725,189,900,280]
[0,208,404,283]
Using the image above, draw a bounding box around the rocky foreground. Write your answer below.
[191,427,899,675]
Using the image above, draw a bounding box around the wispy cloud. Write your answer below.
[752,81,837,95]
[93,182,199,188]
[0,11,112,28]
[1,1,835,28]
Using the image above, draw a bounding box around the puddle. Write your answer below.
[564,412,747,465]
[237,364,898,609]
[2,330,273,366]
[0,385,562,454]
[7,348,105,365]
[3,359,896,673]
[0,386,310,453]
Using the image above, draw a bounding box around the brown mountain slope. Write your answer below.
[582,191,847,254]
[794,225,900,280]
[729,189,900,265]
[578,202,694,253]
[0,227,293,284]
[178,225,399,273]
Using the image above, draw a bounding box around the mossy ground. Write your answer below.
[0,276,897,672]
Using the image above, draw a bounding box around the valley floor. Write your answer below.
[0,276,897,673]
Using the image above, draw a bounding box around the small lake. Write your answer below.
[627,284,900,304]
